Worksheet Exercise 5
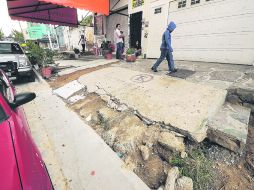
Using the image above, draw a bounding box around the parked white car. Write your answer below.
[0,41,35,82]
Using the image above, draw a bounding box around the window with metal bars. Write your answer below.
[178,0,187,8]
[191,0,200,5]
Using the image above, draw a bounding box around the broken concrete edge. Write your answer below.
[227,87,254,114]
[74,80,209,143]
[59,79,239,153]
[207,128,245,154]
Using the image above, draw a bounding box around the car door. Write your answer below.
[0,72,52,190]
[0,100,22,190]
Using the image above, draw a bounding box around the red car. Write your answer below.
[0,69,53,190]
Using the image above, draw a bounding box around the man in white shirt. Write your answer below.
[114,24,124,59]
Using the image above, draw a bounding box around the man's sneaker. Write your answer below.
[151,67,158,72]
[171,69,178,73]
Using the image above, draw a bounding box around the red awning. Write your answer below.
[41,0,109,15]
[7,0,109,27]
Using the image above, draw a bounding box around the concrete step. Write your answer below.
[207,103,251,153]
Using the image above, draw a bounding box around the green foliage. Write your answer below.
[171,149,214,190]
[26,41,45,65]
[80,15,93,26]
[0,28,4,40]
[43,49,55,65]
[12,30,24,43]
[101,41,115,53]
[126,48,136,55]
[25,41,55,66]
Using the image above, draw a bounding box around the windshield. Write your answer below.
[0,43,24,54]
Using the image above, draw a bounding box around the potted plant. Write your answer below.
[41,49,55,79]
[73,48,80,59]
[101,41,115,59]
[126,48,136,62]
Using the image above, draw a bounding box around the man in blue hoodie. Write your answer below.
[151,21,177,73]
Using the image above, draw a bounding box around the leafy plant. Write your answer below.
[126,48,136,55]
[171,149,214,190]
[101,41,115,53]
[80,15,93,26]
[43,49,55,65]
[25,41,55,67]
[25,41,45,66]
[0,28,4,40]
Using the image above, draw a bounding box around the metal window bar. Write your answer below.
[178,0,187,8]
[191,0,200,5]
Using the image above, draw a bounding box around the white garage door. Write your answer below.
[148,0,254,65]
[146,1,169,58]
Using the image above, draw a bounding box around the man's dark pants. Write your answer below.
[152,49,175,71]
[116,42,123,59]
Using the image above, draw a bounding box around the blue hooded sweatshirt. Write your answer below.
[160,21,176,52]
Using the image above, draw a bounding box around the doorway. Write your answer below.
[129,11,142,48]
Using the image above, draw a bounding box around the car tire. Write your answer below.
[28,73,35,82]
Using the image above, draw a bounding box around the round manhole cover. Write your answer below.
[131,74,154,83]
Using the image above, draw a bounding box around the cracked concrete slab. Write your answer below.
[78,67,227,142]
[208,103,251,153]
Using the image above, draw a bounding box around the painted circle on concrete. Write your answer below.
[131,74,154,83]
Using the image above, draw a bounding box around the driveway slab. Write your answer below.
[78,67,227,142]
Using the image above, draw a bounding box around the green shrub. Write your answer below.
[171,149,214,190]
[126,48,136,55]
[26,41,45,66]
[25,41,55,67]
[43,49,55,65]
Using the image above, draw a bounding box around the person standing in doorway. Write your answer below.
[151,21,177,73]
[78,35,86,53]
[120,31,125,55]
[114,24,124,59]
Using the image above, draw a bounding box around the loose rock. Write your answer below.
[181,151,188,159]
[139,145,150,161]
[158,132,185,153]
[175,176,193,190]
[164,167,180,190]
[116,104,128,112]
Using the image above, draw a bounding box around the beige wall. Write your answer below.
[63,26,94,51]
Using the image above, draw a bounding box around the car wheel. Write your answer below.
[28,73,35,82]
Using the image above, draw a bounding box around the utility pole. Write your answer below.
[48,30,53,50]
[18,21,26,42]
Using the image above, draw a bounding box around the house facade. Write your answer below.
[105,0,254,65]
